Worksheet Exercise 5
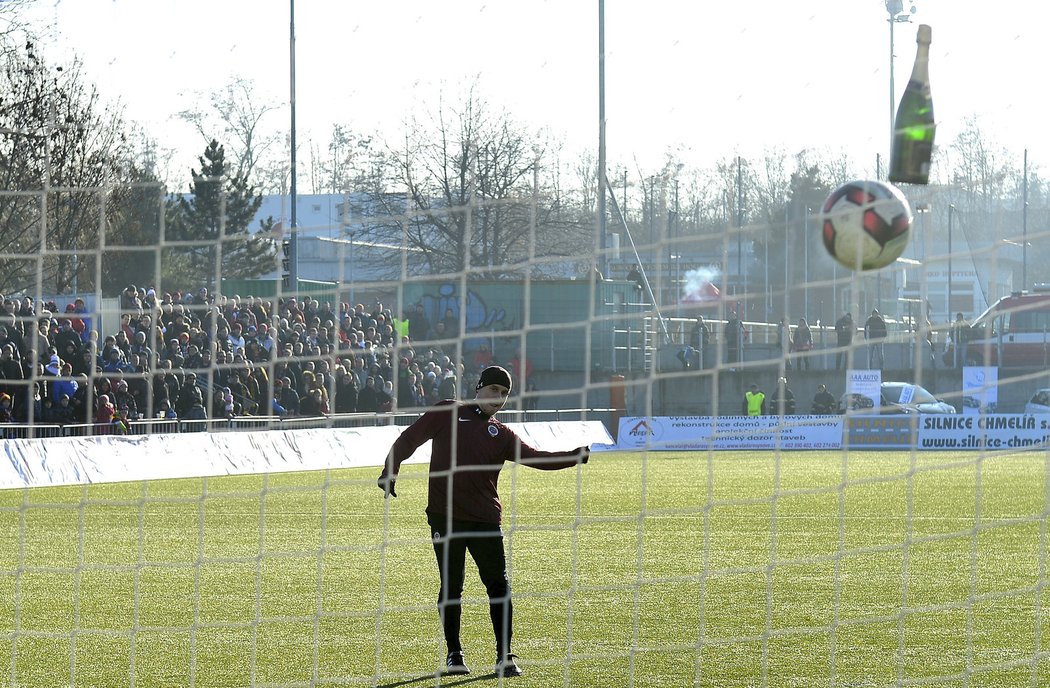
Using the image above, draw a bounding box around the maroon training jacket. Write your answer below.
[383,400,584,524]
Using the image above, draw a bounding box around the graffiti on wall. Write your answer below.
[420,283,508,334]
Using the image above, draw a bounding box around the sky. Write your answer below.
[17,0,1050,190]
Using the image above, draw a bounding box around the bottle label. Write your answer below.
[889,134,935,184]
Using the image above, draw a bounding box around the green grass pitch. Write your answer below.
[0,449,1048,687]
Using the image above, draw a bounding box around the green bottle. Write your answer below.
[889,24,935,185]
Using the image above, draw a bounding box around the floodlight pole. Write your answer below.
[597,0,607,279]
[1023,148,1028,291]
[947,204,954,320]
[736,157,744,317]
[886,0,915,171]
[288,0,299,291]
[804,207,810,319]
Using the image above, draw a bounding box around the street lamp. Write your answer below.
[886,0,917,171]
[947,204,954,320]
[348,231,355,304]
[670,253,681,317]
[804,207,810,319]
[915,202,930,352]
[1023,149,1029,291]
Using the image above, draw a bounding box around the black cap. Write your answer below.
[476,365,512,392]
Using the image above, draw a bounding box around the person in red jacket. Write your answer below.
[379,365,589,678]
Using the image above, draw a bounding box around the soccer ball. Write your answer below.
[821,180,913,271]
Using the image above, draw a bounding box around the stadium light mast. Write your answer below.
[287,0,299,291]
[1023,148,1029,291]
[947,203,954,320]
[916,201,930,351]
[886,0,917,176]
[597,0,608,279]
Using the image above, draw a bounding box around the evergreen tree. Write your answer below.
[165,139,276,289]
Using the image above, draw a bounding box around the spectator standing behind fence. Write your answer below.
[0,323,25,360]
[50,361,78,405]
[0,343,24,420]
[690,316,711,369]
[299,387,325,416]
[182,389,208,430]
[864,309,887,370]
[71,373,92,424]
[742,383,765,416]
[47,394,75,424]
[398,369,418,410]
[949,312,969,368]
[112,380,139,421]
[791,318,813,371]
[508,353,533,392]
[725,309,744,368]
[359,376,380,413]
[377,379,395,413]
[775,317,791,371]
[176,373,203,417]
[441,308,459,339]
[54,319,81,359]
[770,377,796,415]
[626,264,646,296]
[834,311,854,370]
[438,373,458,401]
[472,344,493,373]
[334,371,358,413]
[0,393,13,422]
[408,304,431,343]
[96,394,116,426]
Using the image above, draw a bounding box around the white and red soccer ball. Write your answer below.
[821,180,913,271]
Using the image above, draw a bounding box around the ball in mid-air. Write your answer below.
[821,180,912,271]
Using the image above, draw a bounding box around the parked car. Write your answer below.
[961,395,998,414]
[840,382,956,415]
[1025,389,1050,414]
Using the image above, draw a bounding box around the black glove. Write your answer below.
[578,447,590,464]
[378,474,397,498]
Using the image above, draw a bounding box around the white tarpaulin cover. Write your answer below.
[0,421,613,490]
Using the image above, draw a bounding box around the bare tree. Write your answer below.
[316,124,383,194]
[0,42,155,295]
[361,89,591,279]
[944,115,1016,218]
[178,76,282,190]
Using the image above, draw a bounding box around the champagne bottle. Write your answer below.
[889,24,935,185]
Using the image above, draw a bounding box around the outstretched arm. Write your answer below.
[515,442,590,470]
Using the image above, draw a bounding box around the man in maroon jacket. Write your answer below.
[379,365,589,678]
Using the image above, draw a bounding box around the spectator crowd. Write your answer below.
[0,286,508,432]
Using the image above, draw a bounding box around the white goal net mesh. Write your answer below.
[2,4,1050,687]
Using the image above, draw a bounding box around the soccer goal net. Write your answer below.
[3,30,1050,688]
